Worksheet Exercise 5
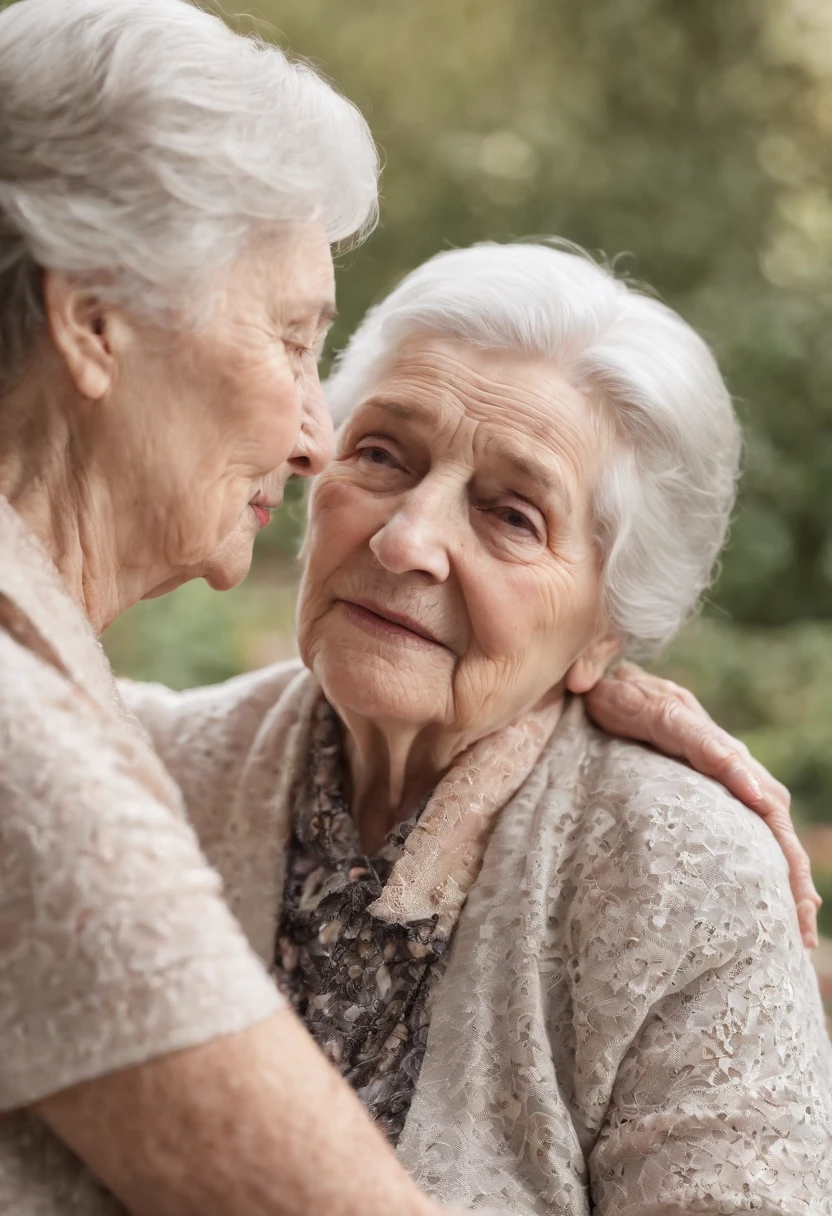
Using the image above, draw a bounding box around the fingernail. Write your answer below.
[744,773,763,801]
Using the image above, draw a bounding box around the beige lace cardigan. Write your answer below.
[121,659,832,1216]
[0,498,282,1215]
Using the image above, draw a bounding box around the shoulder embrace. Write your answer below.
[557,729,798,959]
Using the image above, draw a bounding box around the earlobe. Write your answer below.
[42,271,114,401]
[565,634,623,695]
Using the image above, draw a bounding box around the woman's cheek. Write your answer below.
[312,478,383,549]
[465,567,549,659]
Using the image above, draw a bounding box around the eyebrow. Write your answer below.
[365,398,573,518]
[316,304,338,328]
[365,398,425,423]
[287,301,338,332]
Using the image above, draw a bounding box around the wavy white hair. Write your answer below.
[0,0,378,384]
[326,243,742,656]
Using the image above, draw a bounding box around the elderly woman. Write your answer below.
[0,2,462,1215]
[124,242,832,1215]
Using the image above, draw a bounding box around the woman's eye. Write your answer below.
[284,340,313,365]
[495,506,538,535]
[357,445,399,469]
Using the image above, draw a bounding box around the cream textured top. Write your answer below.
[0,498,282,1215]
[122,662,832,1216]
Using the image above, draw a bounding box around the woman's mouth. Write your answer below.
[249,498,277,529]
[338,599,445,649]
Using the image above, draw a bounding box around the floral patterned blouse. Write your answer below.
[274,699,451,1144]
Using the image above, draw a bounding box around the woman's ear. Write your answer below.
[42,271,114,400]
[565,634,623,695]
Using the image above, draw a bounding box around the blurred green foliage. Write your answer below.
[101,1,832,922]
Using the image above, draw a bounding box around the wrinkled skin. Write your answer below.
[298,338,620,849]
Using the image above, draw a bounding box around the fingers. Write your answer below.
[583,666,657,740]
[749,803,821,949]
[797,901,821,951]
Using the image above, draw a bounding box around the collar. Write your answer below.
[368,697,565,934]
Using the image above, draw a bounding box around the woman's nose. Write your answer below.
[288,365,334,477]
[369,497,452,583]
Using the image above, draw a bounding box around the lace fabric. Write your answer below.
[397,700,832,1214]
[126,664,832,1214]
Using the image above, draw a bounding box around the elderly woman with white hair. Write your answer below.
[125,242,832,1215]
[0,1,464,1214]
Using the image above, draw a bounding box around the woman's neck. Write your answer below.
[336,688,569,856]
[0,374,143,633]
[339,711,471,854]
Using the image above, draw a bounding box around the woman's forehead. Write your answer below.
[353,336,606,482]
[362,337,581,418]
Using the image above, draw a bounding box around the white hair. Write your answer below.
[326,242,742,657]
[0,0,378,384]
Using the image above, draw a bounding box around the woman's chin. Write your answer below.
[310,643,450,725]
[142,574,190,600]
[203,552,253,591]
[201,527,257,591]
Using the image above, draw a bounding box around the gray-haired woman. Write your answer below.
[0,2,818,1216]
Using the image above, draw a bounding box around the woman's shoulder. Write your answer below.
[590,725,787,892]
[0,625,155,773]
[117,659,319,845]
[550,700,786,873]
[539,702,796,955]
[118,658,310,766]
[531,706,828,1082]
[0,633,282,1116]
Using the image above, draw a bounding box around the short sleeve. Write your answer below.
[0,637,283,1112]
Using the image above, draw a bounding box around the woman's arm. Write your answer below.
[589,950,832,1214]
[1,649,439,1216]
[36,1010,439,1216]
[584,661,821,947]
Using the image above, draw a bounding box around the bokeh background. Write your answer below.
[98,0,832,990]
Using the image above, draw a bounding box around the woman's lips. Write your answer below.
[338,600,445,648]
[250,503,272,529]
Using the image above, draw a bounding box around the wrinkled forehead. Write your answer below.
[347,334,612,483]
[240,221,336,322]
